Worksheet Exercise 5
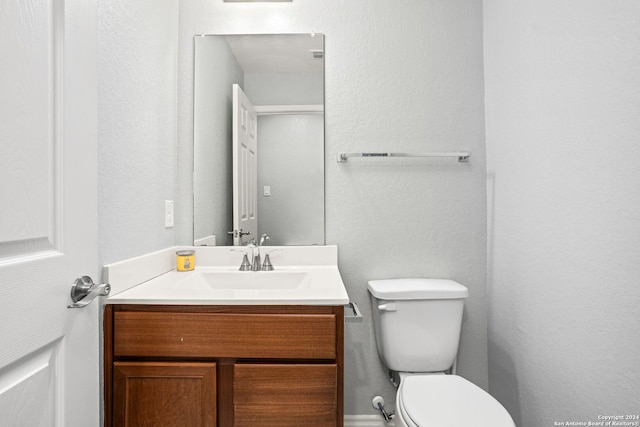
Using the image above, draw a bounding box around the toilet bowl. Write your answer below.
[395,374,515,427]
[367,278,515,427]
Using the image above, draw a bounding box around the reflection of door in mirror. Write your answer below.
[232,84,258,245]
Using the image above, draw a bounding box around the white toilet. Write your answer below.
[368,278,515,427]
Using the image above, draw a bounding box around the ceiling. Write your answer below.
[223,34,324,75]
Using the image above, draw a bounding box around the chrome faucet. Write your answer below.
[232,236,271,271]
[246,239,261,271]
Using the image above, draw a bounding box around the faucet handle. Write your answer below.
[239,254,252,271]
[261,249,282,271]
[230,248,252,271]
[262,254,274,271]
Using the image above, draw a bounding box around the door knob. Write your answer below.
[227,229,252,238]
[67,276,110,308]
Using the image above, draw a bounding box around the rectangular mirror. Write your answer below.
[193,34,325,246]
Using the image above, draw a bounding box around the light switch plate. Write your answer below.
[165,200,174,228]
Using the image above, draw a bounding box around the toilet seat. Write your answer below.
[397,375,515,427]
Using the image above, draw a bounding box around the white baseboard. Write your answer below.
[344,415,395,427]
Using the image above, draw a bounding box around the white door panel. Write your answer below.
[0,0,99,426]
[232,84,258,245]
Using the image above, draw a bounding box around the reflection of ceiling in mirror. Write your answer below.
[224,34,323,75]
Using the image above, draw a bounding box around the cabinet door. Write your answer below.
[113,362,217,427]
[233,364,337,427]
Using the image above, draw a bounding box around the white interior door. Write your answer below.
[232,84,258,245]
[0,1,99,426]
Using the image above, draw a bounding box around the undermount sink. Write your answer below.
[176,270,309,290]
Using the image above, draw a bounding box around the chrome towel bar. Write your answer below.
[336,151,470,163]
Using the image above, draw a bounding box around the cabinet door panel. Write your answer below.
[233,364,337,427]
[113,362,216,427]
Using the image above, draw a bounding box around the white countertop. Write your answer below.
[103,245,349,306]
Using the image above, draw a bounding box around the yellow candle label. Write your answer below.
[176,251,195,271]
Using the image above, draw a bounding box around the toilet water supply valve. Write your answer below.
[372,396,394,422]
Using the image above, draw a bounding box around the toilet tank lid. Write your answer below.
[367,278,468,300]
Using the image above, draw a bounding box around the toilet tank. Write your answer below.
[367,278,468,373]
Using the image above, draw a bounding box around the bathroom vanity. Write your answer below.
[104,304,343,427]
[102,246,348,427]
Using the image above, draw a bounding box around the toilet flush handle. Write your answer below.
[377,303,397,312]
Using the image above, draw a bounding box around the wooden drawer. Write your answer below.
[113,311,337,359]
[233,364,337,427]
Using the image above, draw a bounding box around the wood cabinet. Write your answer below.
[104,305,344,427]
[113,362,217,427]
